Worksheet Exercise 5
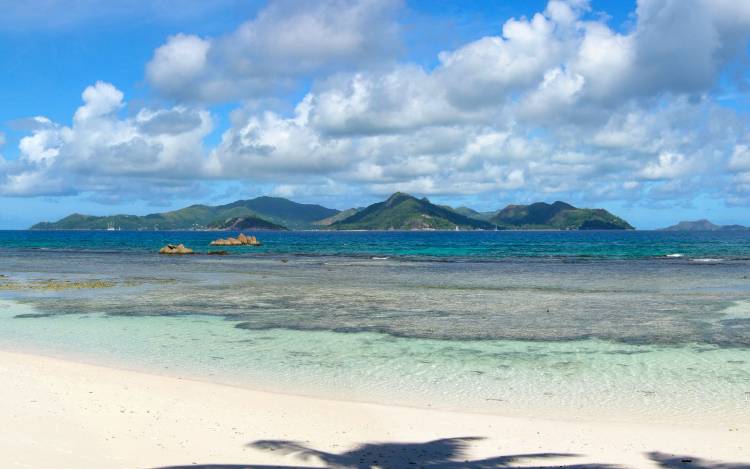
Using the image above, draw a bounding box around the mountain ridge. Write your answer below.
[488,201,633,230]
[329,193,496,230]
[31,196,337,231]
[31,193,634,231]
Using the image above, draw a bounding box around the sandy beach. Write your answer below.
[0,349,746,469]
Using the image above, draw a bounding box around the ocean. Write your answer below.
[0,230,748,425]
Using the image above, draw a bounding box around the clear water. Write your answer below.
[0,230,749,426]
[2,229,750,259]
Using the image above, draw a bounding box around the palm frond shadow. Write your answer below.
[155,436,620,468]
[647,452,750,469]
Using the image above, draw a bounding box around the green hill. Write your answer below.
[312,208,362,226]
[207,216,288,231]
[449,206,498,221]
[227,196,339,229]
[29,195,633,231]
[330,193,496,230]
[31,196,339,231]
[489,201,633,230]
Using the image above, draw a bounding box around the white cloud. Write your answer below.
[5,0,750,209]
[729,144,750,172]
[1,82,213,199]
[146,0,401,102]
[146,34,210,99]
[639,152,692,180]
[74,81,124,122]
[518,67,585,119]
[303,67,488,136]
[436,10,566,108]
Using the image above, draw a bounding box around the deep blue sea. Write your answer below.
[0,230,748,425]
[1,229,750,260]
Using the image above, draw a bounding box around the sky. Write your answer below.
[1,0,750,229]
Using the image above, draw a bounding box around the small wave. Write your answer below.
[690,258,723,263]
[665,253,683,258]
[371,256,390,260]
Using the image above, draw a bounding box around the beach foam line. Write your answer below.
[0,348,747,469]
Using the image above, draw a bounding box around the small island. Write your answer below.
[659,219,750,231]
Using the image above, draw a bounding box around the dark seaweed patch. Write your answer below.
[14,313,55,319]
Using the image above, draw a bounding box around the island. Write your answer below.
[31,192,634,231]
[659,219,749,231]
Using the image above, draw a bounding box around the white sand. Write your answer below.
[0,349,747,469]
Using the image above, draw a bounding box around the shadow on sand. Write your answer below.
[153,436,620,468]
[647,452,750,469]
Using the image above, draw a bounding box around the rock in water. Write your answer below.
[209,233,261,246]
[159,243,194,255]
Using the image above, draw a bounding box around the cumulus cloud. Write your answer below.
[146,0,402,102]
[5,0,750,209]
[728,144,750,204]
[0,81,213,199]
[729,144,750,172]
[197,0,750,204]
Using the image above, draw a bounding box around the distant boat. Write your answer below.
[455,226,459,231]
[106,222,116,231]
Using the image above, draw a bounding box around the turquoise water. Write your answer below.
[0,231,749,425]
[1,300,748,425]
[2,229,750,259]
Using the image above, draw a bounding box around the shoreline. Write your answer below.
[3,336,748,431]
[2,293,749,432]
[0,348,747,468]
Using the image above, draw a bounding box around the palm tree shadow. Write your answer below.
[251,436,595,468]
[153,436,619,468]
[647,452,750,469]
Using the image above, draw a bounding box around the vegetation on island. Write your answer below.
[207,216,287,231]
[31,196,337,231]
[31,192,634,231]
[329,193,496,230]
[312,208,362,226]
[488,201,634,230]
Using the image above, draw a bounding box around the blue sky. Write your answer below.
[1,0,749,229]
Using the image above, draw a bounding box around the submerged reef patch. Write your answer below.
[0,278,116,291]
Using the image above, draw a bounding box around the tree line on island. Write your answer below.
[31,192,636,231]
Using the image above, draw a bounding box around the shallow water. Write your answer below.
[0,231,748,426]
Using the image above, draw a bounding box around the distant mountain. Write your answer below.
[31,196,339,231]
[29,194,634,231]
[230,196,339,229]
[448,206,498,221]
[330,193,496,230]
[312,208,362,226]
[489,201,633,230]
[207,216,288,231]
[660,219,749,231]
